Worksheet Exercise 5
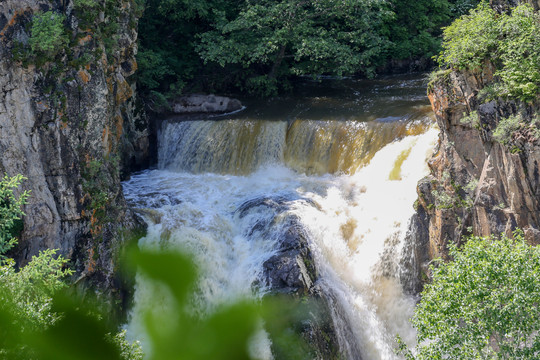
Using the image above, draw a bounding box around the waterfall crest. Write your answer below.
[159,118,431,175]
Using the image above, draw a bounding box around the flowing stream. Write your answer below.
[123,74,438,359]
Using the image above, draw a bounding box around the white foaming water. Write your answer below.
[123,126,438,359]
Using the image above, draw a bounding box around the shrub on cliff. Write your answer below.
[0,174,30,257]
[492,114,522,145]
[437,3,540,102]
[398,230,540,359]
[28,11,68,60]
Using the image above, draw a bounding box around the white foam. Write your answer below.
[124,127,438,359]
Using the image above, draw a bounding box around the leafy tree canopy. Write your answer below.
[198,0,392,95]
[136,0,476,98]
[437,2,540,101]
[399,230,540,359]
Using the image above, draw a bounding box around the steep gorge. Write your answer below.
[0,0,148,289]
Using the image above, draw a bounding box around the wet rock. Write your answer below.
[237,196,342,359]
[263,226,315,296]
[263,225,342,360]
[172,94,242,114]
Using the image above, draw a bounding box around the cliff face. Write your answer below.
[0,0,148,286]
[419,68,539,252]
[404,2,540,291]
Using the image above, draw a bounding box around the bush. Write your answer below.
[459,110,479,128]
[437,3,540,102]
[492,114,522,145]
[399,230,540,359]
[437,2,499,71]
[0,174,30,257]
[0,250,73,330]
[28,11,68,59]
[496,5,540,101]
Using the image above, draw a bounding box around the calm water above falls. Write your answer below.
[123,74,439,359]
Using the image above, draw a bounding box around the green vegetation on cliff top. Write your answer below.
[437,2,540,101]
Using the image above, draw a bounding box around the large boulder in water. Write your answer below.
[236,195,343,359]
[172,94,242,114]
[263,224,315,295]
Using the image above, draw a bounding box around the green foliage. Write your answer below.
[495,5,540,101]
[430,171,475,210]
[81,156,120,238]
[460,110,480,128]
[110,330,143,360]
[197,0,392,95]
[0,250,73,331]
[0,246,308,359]
[137,0,471,97]
[492,114,522,145]
[126,248,259,360]
[449,0,480,17]
[29,11,68,59]
[384,0,454,60]
[136,49,175,90]
[72,0,122,63]
[135,0,229,99]
[437,3,540,102]
[73,0,100,9]
[399,230,540,359]
[0,248,140,360]
[437,2,499,71]
[427,68,452,93]
[0,174,30,257]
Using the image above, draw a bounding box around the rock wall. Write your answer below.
[0,0,148,289]
[490,0,539,12]
[405,2,540,290]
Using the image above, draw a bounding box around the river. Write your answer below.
[123,74,438,359]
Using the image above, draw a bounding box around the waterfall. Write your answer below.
[158,118,431,175]
[124,75,438,359]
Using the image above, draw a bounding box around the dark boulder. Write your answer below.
[237,195,342,359]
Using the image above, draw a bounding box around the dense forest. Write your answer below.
[136,0,479,100]
[1,0,540,359]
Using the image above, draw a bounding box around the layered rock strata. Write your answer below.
[405,7,540,289]
[0,0,148,290]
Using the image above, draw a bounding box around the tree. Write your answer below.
[436,3,540,101]
[136,0,240,98]
[399,230,540,359]
[384,0,452,60]
[198,0,392,95]
[135,0,483,98]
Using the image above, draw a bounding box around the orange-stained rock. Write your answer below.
[78,69,91,84]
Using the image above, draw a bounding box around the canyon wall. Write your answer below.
[0,0,148,289]
[405,0,540,292]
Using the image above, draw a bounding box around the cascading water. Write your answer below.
[124,75,438,359]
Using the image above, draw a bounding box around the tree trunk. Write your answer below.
[269,45,286,79]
